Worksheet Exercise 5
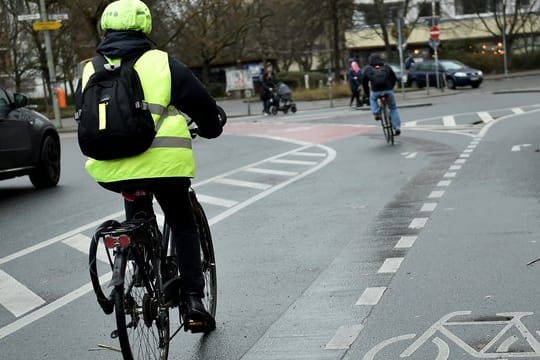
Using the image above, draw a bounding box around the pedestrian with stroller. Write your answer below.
[260,71,275,115]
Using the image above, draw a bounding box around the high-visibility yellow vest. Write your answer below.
[81,49,195,183]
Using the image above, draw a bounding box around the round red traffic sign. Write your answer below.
[430,25,440,40]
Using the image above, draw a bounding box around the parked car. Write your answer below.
[406,59,483,89]
[388,63,407,87]
[0,85,60,188]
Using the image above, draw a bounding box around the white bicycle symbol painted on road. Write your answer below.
[364,311,540,359]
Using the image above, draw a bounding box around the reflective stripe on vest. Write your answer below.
[83,50,196,183]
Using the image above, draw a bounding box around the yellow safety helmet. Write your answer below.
[101,0,152,35]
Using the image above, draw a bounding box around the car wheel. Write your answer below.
[30,134,60,188]
[446,78,456,90]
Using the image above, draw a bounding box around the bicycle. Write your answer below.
[88,126,218,360]
[377,94,394,145]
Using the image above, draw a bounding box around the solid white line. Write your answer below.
[404,121,417,127]
[378,258,404,273]
[443,116,456,127]
[512,108,525,114]
[269,159,317,165]
[325,324,364,350]
[395,236,417,248]
[0,269,46,318]
[196,194,238,208]
[409,218,428,229]
[292,151,326,157]
[244,167,298,176]
[478,111,493,123]
[356,287,386,305]
[0,272,110,340]
[429,191,445,198]
[207,145,336,226]
[421,203,437,212]
[0,211,124,266]
[437,180,452,187]
[213,178,271,190]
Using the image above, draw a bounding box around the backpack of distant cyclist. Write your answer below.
[75,53,156,160]
[371,64,390,89]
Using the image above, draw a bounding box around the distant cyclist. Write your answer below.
[362,54,402,136]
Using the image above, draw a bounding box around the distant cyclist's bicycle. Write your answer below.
[377,94,394,145]
[88,122,220,360]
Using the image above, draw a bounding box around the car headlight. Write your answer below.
[477,71,483,76]
[454,72,466,77]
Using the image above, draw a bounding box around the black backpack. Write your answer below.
[371,65,389,88]
[75,54,156,160]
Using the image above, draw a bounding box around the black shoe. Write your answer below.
[181,294,216,334]
[374,113,381,121]
[394,129,401,136]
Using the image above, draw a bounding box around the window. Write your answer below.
[418,1,440,18]
[455,0,503,15]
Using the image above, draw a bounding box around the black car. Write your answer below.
[0,86,60,188]
[406,59,483,89]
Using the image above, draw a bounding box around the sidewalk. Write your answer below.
[55,70,540,133]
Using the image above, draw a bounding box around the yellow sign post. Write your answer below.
[32,21,62,31]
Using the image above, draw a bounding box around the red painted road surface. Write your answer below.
[224,122,376,144]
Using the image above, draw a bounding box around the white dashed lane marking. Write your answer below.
[356,287,387,306]
[395,236,417,248]
[0,270,45,317]
[378,258,404,273]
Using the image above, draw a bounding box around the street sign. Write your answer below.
[17,14,41,21]
[49,13,69,21]
[429,38,440,49]
[32,21,62,31]
[430,25,440,40]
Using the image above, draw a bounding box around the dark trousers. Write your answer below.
[100,178,205,296]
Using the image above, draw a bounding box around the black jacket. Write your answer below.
[79,31,222,139]
[362,63,397,94]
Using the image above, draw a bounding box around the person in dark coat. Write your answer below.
[260,71,276,115]
[348,61,363,107]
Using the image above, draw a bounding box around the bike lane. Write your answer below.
[344,109,540,359]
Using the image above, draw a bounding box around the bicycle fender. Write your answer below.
[111,252,127,287]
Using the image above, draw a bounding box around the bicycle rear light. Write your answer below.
[104,234,131,249]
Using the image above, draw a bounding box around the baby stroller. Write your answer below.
[268,82,297,115]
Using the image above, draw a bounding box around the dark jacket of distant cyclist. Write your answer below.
[362,54,401,133]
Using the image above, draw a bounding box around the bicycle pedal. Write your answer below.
[184,318,215,334]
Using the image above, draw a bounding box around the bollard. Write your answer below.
[55,87,67,109]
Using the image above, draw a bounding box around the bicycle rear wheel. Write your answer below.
[381,104,394,145]
[114,250,170,360]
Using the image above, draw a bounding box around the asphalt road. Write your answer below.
[1,74,540,359]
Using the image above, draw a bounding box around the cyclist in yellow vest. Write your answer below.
[76,0,223,333]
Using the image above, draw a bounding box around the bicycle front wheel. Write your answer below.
[114,252,170,360]
[192,192,218,317]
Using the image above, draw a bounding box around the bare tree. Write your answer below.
[356,0,415,62]
[467,0,540,68]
